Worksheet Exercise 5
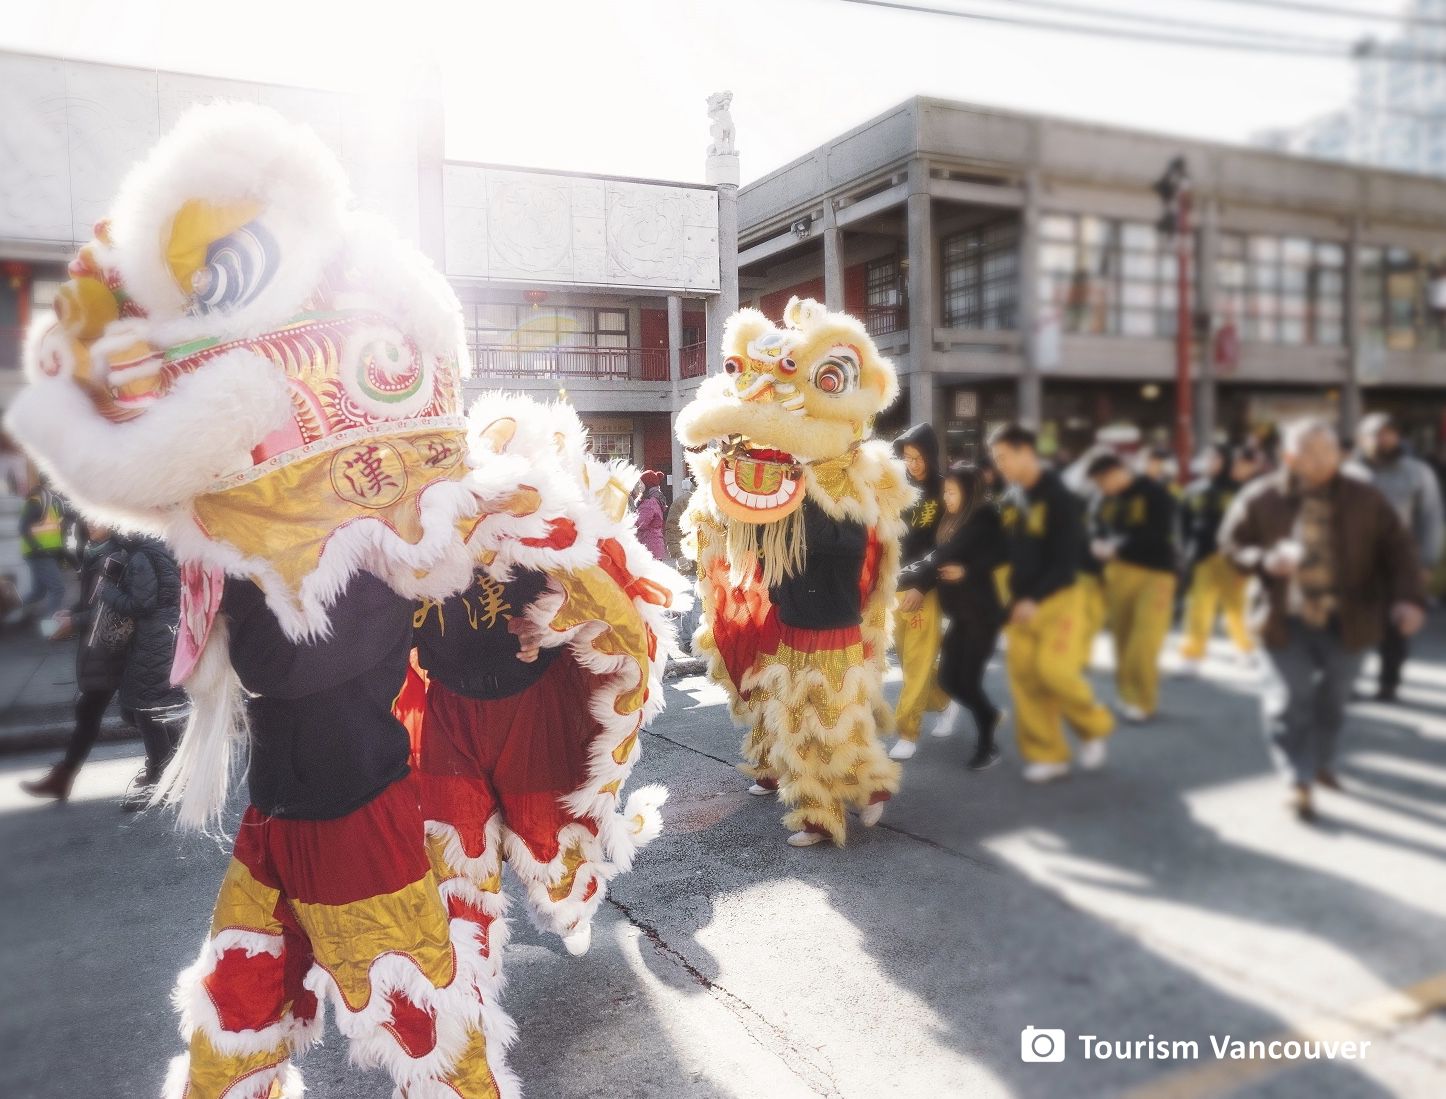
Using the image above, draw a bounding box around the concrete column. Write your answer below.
[1195,198,1220,445]
[905,161,935,428]
[909,370,941,432]
[1016,169,1043,427]
[1342,219,1365,433]
[414,96,448,271]
[667,294,687,493]
[822,200,845,312]
[707,185,740,377]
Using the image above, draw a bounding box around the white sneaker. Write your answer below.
[562,923,592,956]
[747,782,776,796]
[1175,658,1201,678]
[888,738,917,761]
[1022,761,1071,784]
[1077,737,1108,771]
[1119,703,1149,723]
[787,830,826,847]
[931,701,964,738]
[859,801,885,827]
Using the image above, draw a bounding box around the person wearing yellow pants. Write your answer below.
[1076,491,1110,671]
[990,425,1115,782]
[1088,453,1180,722]
[891,423,950,759]
[1179,444,1261,671]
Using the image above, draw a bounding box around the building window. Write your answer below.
[465,303,631,355]
[1360,246,1445,353]
[941,220,1018,330]
[1217,234,1345,347]
[1038,215,1178,338]
[865,256,902,308]
[588,432,633,462]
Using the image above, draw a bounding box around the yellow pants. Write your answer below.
[1076,572,1107,669]
[1004,584,1115,764]
[1104,561,1177,715]
[893,590,949,741]
[1179,552,1254,659]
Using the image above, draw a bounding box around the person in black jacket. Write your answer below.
[891,422,950,758]
[1088,452,1180,722]
[990,424,1115,782]
[99,534,189,810]
[21,521,128,801]
[899,463,1009,770]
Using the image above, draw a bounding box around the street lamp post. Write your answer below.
[1155,157,1193,478]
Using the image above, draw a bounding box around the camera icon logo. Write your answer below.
[1020,1026,1067,1063]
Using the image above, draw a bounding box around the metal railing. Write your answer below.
[860,305,908,338]
[472,345,670,381]
[680,342,708,379]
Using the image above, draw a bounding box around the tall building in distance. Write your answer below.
[1257,0,1446,177]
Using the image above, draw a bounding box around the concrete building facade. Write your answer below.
[0,50,736,494]
[737,97,1446,463]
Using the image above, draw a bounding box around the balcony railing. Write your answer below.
[680,342,708,379]
[472,345,670,381]
[860,305,908,338]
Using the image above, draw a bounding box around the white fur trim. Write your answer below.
[4,347,290,524]
[152,618,247,832]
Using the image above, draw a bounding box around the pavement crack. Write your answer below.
[608,895,843,1097]
[642,728,738,771]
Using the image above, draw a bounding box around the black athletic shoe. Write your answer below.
[967,743,1002,771]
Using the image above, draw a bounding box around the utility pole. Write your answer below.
[1155,157,1193,478]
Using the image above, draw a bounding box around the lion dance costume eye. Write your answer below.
[675,297,914,849]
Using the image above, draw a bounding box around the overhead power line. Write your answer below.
[990,0,1373,50]
[1200,0,1446,31]
[838,0,1446,62]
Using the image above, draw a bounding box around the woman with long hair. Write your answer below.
[890,423,950,759]
[898,462,1009,770]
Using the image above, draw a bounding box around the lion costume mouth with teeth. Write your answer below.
[677,297,914,847]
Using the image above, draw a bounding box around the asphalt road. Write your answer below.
[2,626,1445,1099]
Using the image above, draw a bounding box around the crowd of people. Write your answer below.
[886,412,1442,822]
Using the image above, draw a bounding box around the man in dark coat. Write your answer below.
[100,534,187,809]
[1219,419,1426,821]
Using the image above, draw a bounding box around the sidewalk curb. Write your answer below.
[664,656,707,680]
[0,719,137,756]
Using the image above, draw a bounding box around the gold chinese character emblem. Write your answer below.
[331,441,407,509]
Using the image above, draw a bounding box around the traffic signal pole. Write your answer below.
[1173,186,1194,479]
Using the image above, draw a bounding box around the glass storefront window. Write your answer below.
[1038,214,1180,338]
[1218,233,1346,347]
[941,219,1018,330]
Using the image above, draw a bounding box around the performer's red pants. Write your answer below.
[167,776,509,1099]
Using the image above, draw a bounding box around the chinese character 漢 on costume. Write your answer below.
[676,298,913,848]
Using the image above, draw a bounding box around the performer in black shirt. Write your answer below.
[990,425,1115,782]
[1087,452,1180,721]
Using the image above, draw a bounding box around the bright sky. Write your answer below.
[1,0,1408,184]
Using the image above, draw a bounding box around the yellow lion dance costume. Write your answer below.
[677,298,913,847]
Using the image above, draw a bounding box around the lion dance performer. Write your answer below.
[6,104,678,1099]
[677,298,912,848]
[397,394,678,968]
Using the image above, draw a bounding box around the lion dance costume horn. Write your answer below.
[8,104,685,1099]
[678,298,914,847]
